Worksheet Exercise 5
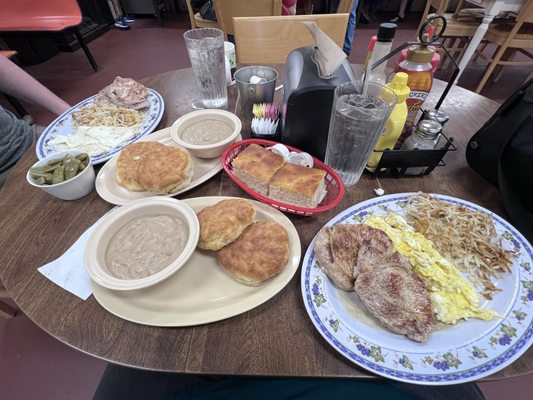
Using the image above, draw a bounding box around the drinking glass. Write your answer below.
[324,81,397,188]
[183,28,228,109]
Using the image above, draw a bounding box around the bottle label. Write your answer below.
[395,91,429,149]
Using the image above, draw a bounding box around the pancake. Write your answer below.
[137,146,193,194]
[197,199,256,251]
[218,221,289,286]
[116,141,165,191]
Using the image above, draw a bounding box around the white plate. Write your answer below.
[301,193,533,385]
[36,89,164,164]
[95,129,241,206]
[90,196,301,326]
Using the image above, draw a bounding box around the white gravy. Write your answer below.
[105,214,188,279]
[180,119,233,145]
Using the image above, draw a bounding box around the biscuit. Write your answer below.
[137,146,193,194]
[116,141,165,191]
[197,199,256,250]
[218,221,289,286]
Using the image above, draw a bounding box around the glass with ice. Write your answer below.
[183,28,228,109]
[324,81,397,187]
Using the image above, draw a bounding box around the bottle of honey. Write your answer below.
[393,45,434,149]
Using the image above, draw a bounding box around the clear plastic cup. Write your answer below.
[324,81,397,188]
[183,28,228,109]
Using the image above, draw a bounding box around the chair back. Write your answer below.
[213,0,282,37]
[184,0,198,28]
[233,13,349,64]
[0,0,82,31]
[335,0,356,13]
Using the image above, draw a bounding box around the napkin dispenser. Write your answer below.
[281,46,355,160]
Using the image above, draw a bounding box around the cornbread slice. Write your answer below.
[268,163,326,208]
[231,144,285,195]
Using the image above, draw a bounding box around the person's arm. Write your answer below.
[0,55,70,115]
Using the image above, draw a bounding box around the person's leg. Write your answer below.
[111,0,131,30]
[343,0,359,56]
[391,0,408,23]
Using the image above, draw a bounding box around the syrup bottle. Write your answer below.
[393,45,434,149]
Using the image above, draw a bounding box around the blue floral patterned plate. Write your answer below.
[301,193,533,385]
[36,89,164,164]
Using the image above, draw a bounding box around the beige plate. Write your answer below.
[90,196,301,327]
[95,128,242,206]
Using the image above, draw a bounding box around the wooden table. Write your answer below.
[0,67,531,380]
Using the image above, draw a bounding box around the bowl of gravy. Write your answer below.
[170,109,242,159]
[84,197,199,291]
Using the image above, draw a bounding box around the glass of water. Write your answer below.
[183,28,228,109]
[324,81,397,188]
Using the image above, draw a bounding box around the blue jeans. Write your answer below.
[343,0,359,55]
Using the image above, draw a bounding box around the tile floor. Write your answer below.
[1,9,531,400]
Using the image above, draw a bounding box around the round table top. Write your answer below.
[1,66,531,381]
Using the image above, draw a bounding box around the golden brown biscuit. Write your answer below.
[218,221,289,286]
[116,141,165,191]
[137,146,193,194]
[197,199,256,250]
[231,144,285,195]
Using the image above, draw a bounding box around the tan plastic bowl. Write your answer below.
[26,150,95,201]
[170,109,242,158]
[84,197,199,291]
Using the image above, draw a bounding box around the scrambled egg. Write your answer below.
[364,213,499,325]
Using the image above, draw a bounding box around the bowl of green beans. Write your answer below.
[26,151,95,200]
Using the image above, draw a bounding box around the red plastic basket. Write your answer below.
[221,139,345,216]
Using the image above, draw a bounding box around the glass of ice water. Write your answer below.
[324,81,397,188]
[183,28,228,109]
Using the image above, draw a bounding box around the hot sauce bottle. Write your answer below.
[394,45,434,149]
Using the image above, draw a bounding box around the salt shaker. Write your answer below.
[423,109,450,127]
[400,119,442,175]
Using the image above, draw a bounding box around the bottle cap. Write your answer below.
[385,72,410,102]
[368,36,377,51]
[424,109,450,125]
[406,45,434,63]
[415,119,442,140]
[377,23,397,42]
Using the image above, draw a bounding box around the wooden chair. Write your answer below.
[213,0,282,39]
[0,0,98,71]
[417,0,480,67]
[474,0,533,93]
[233,13,349,64]
[184,0,220,29]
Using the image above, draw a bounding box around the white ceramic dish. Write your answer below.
[170,109,241,158]
[301,193,533,385]
[95,128,241,206]
[84,197,199,291]
[26,150,95,201]
[90,196,301,326]
[36,88,164,164]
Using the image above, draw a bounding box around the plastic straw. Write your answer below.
[362,59,372,97]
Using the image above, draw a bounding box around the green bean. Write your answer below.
[31,153,90,185]
[64,157,81,180]
[30,171,54,179]
[52,165,65,184]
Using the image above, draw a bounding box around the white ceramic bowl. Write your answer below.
[84,197,200,291]
[26,150,95,201]
[170,109,242,158]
